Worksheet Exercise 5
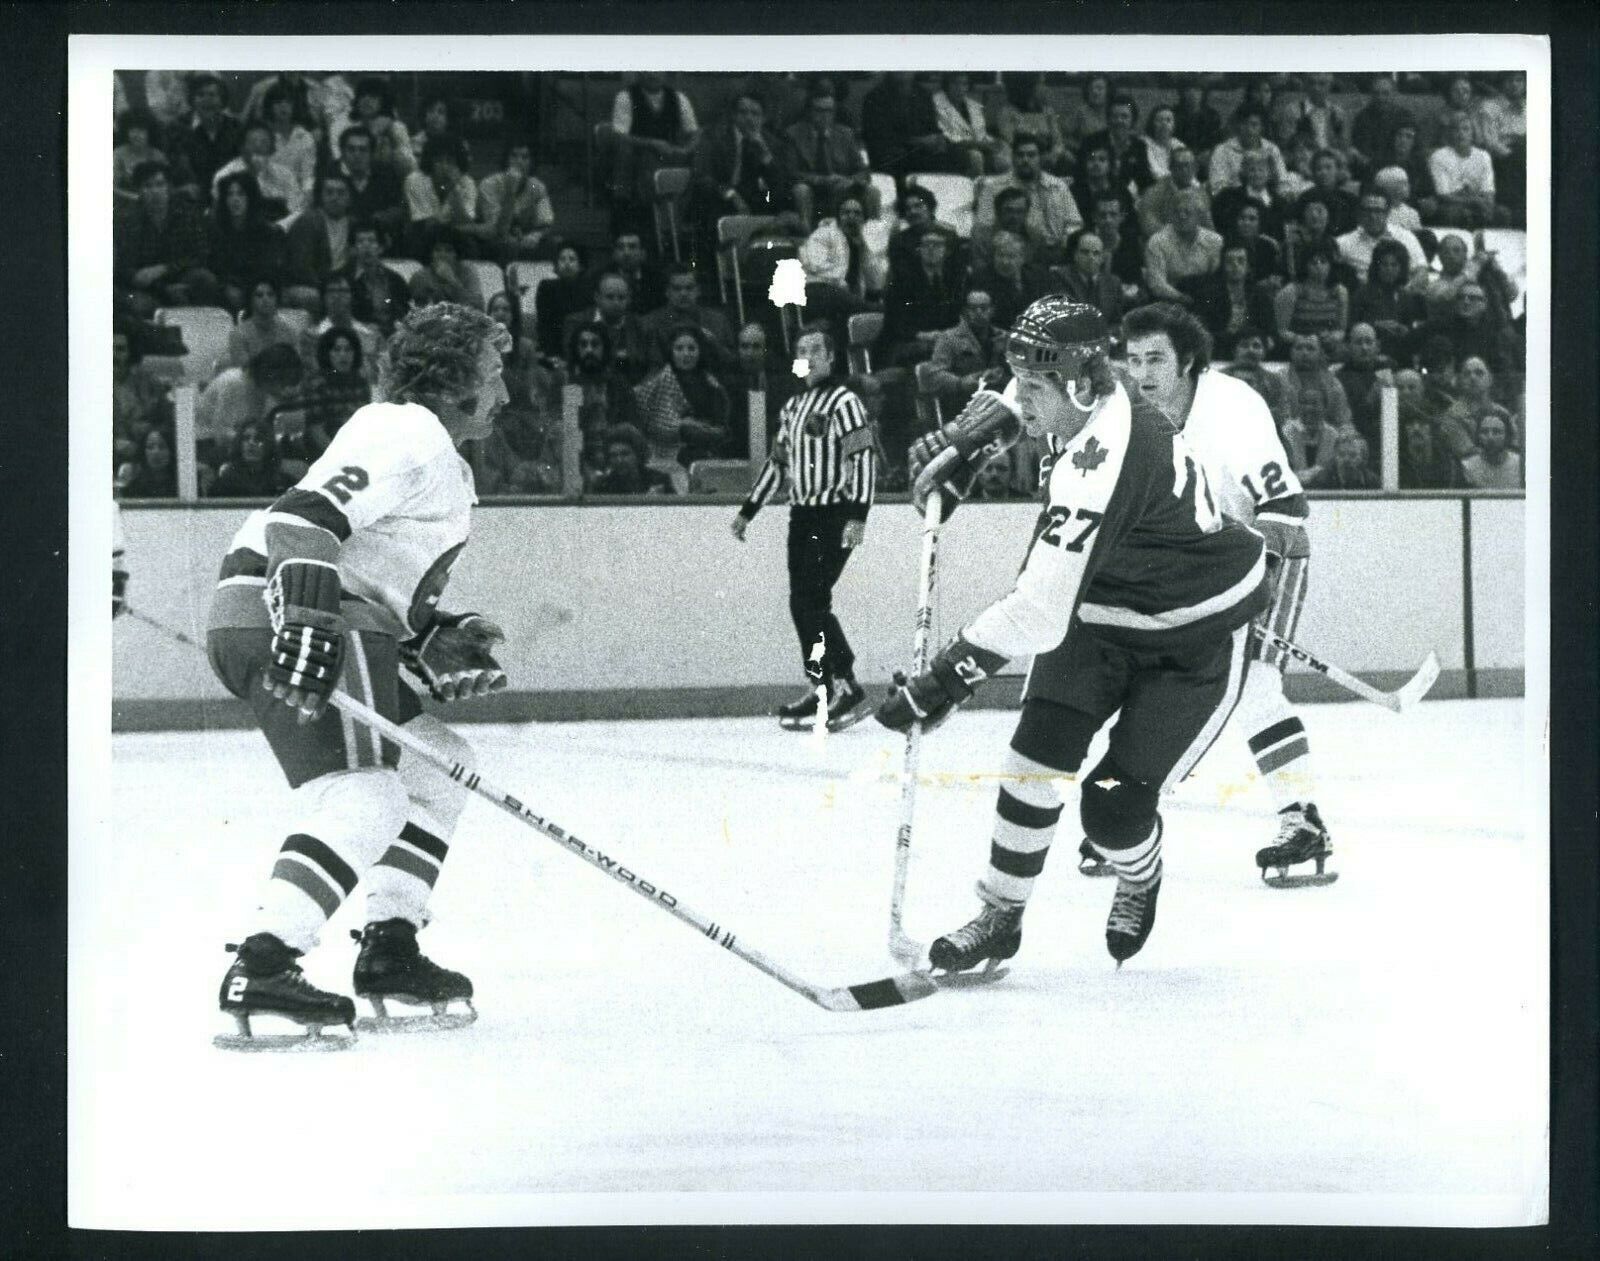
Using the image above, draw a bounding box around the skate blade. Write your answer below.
[928,958,1011,989]
[1077,864,1117,878]
[1262,870,1340,888]
[354,997,477,1034]
[779,717,817,732]
[825,708,871,733]
[213,1029,356,1053]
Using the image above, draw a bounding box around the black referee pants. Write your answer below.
[786,503,860,687]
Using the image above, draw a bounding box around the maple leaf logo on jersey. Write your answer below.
[1072,437,1109,476]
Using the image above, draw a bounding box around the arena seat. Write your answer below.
[508,259,558,324]
[465,260,507,308]
[907,172,975,237]
[686,458,755,494]
[651,166,693,262]
[868,171,898,222]
[846,311,884,374]
[153,305,234,386]
[913,360,944,428]
[385,258,425,287]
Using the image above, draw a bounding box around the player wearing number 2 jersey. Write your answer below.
[205,302,513,1049]
[877,297,1268,974]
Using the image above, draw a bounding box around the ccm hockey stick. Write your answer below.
[1253,627,1440,713]
[123,605,937,1012]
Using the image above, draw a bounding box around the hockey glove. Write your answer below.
[1254,516,1311,568]
[874,635,1009,733]
[403,613,509,703]
[262,559,346,723]
[112,565,129,618]
[909,389,1023,522]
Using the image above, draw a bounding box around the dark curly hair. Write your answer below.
[1121,301,1214,381]
[382,302,510,408]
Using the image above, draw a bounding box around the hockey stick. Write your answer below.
[1253,626,1440,713]
[886,492,943,968]
[127,605,203,648]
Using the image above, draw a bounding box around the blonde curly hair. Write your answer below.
[380,301,511,408]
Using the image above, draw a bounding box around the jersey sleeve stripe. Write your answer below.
[267,489,353,542]
[1256,493,1310,523]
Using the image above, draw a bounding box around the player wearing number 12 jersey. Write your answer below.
[205,302,513,1049]
[876,297,1268,973]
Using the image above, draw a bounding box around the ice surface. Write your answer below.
[72,699,1545,1228]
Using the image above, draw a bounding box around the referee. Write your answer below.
[731,324,877,732]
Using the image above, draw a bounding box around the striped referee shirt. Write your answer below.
[738,380,876,521]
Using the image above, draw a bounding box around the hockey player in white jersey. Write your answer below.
[206,302,513,1048]
[1079,301,1335,886]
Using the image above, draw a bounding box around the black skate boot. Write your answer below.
[1106,863,1162,967]
[1256,802,1337,887]
[1077,836,1115,877]
[825,676,869,732]
[351,918,477,1032]
[778,686,823,731]
[928,896,1024,982]
[215,932,356,1052]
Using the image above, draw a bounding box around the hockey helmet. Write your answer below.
[1005,296,1111,378]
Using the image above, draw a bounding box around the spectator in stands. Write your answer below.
[209,171,287,314]
[1399,412,1467,489]
[535,241,592,359]
[970,186,1041,271]
[930,72,1005,178]
[116,426,180,499]
[1141,104,1182,182]
[1208,106,1288,194]
[1056,229,1126,328]
[1220,325,1292,431]
[1174,81,1226,174]
[210,119,302,219]
[1079,93,1155,197]
[1481,71,1527,225]
[1144,187,1222,307]
[1225,198,1286,287]
[209,419,293,498]
[1061,74,1112,158]
[173,73,243,201]
[471,138,556,264]
[1428,111,1507,229]
[261,83,318,207]
[341,220,411,335]
[1337,190,1427,284]
[1380,123,1436,220]
[405,134,478,257]
[1277,132,1320,203]
[966,451,1022,501]
[334,125,408,241]
[115,162,220,317]
[344,77,416,177]
[724,321,794,456]
[1075,138,1136,228]
[1460,412,1523,489]
[1348,74,1414,181]
[633,326,731,489]
[242,71,335,136]
[1271,73,1350,156]
[113,108,166,198]
[1419,281,1521,377]
[472,292,563,495]
[563,271,650,385]
[1236,77,1279,129]
[1302,430,1381,489]
[140,69,194,138]
[974,133,1083,266]
[292,326,372,453]
[784,86,872,227]
[565,322,642,435]
[195,342,305,468]
[926,285,1007,415]
[1440,355,1520,459]
[1136,143,1213,240]
[968,229,1053,331]
[641,261,736,368]
[589,423,677,496]
[409,96,452,164]
[1416,336,1463,414]
[1393,367,1432,420]
[1412,230,1519,325]
[1283,194,1349,289]
[1280,334,1352,473]
[1197,243,1277,359]
[860,72,941,182]
[1272,237,1348,355]
[407,227,485,310]
[298,273,383,380]
[887,184,962,276]
[609,73,700,233]
[586,229,663,314]
[799,193,890,333]
[282,170,356,315]
[1290,148,1359,238]
[692,89,800,256]
[1093,194,1146,299]
[1213,150,1287,244]
[1370,166,1424,236]
[223,277,299,371]
[877,227,966,367]
[1350,236,1425,362]
[994,73,1070,176]
[1335,321,1394,455]
[112,330,171,466]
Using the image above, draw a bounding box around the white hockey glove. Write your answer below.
[263,559,346,723]
[908,389,1023,522]
[403,613,509,703]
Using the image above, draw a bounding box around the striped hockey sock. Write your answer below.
[1247,715,1317,811]
[982,751,1066,905]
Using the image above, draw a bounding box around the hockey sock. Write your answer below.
[1237,670,1317,810]
[1094,818,1163,886]
[982,748,1067,905]
[255,769,410,954]
[364,713,471,927]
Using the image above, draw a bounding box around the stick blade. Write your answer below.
[1395,651,1441,711]
[819,970,940,1011]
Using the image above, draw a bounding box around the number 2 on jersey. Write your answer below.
[1240,461,1288,504]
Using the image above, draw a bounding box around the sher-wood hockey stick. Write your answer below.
[1253,627,1440,713]
[124,604,938,1012]
[887,492,943,968]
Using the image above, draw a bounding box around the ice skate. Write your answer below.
[1106,863,1162,967]
[825,677,869,732]
[927,895,1022,985]
[1077,836,1115,877]
[1256,803,1337,887]
[777,686,823,731]
[351,918,477,1033]
[214,933,357,1052]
